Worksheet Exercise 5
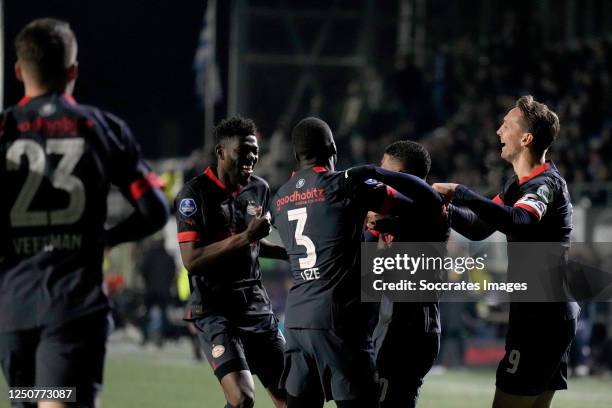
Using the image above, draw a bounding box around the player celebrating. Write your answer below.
[270,117,430,407]
[433,95,578,408]
[365,141,449,408]
[175,117,287,408]
[0,19,169,408]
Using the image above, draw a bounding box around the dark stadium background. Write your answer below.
[2,1,612,407]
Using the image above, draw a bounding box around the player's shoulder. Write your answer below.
[249,174,270,190]
[180,173,208,195]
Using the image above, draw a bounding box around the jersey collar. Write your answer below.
[290,165,329,177]
[518,161,551,185]
[203,166,242,197]
[17,93,77,107]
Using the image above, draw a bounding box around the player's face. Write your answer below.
[380,154,406,173]
[220,135,259,186]
[497,107,527,162]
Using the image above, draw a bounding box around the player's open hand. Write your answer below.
[245,213,272,241]
[432,182,459,202]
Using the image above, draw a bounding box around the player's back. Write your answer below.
[271,166,380,331]
[0,93,150,331]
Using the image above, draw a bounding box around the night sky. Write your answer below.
[3,0,226,158]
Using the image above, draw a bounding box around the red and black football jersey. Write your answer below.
[494,161,578,319]
[175,167,275,329]
[0,93,163,331]
[270,166,399,330]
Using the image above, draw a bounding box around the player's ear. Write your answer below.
[67,63,78,82]
[215,143,224,160]
[15,62,24,82]
[522,132,534,147]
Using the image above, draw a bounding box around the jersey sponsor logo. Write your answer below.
[296,178,305,189]
[276,188,325,210]
[38,103,57,117]
[16,117,78,137]
[211,344,225,358]
[365,178,379,185]
[179,198,197,217]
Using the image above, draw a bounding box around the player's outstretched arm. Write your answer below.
[179,215,271,275]
[434,184,538,236]
[448,204,496,241]
[347,165,443,212]
[105,188,169,247]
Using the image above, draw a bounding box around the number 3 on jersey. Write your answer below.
[287,207,317,269]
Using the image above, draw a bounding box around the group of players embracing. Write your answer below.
[2,17,577,408]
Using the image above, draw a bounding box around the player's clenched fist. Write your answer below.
[432,182,459,202]
[245,214,272,241]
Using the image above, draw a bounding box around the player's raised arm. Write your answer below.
[447,204,496,241]
[434,182,540,237]
[177,206,271,275]
[103,115,169,247]
[347,165,443,217]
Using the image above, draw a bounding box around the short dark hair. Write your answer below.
[384,140,431,179]
[516,95,560,156]
[292,117,334,161]
[214,116,257,144]
[15,18,77,87]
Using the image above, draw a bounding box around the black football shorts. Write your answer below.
[194,314,285,388]
[496,314,577,396]
[281,327,378,403]
[0,310,111,408]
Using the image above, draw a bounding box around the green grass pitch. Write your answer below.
[1,341,610,407]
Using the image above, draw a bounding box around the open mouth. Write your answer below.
[240,164,254,176]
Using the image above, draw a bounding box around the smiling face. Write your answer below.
[217,134,259,187]
[497,107,532,163]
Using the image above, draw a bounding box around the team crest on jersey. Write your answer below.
[179,198,197,217]
[296,178,305,189]
[212,345,225,358]
[39,103,56,117]
[246,201,262,216]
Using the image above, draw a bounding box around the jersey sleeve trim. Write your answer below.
[514,201,544,220]
[177,231,201,243]
[379,186,398,215]
[130,172,165,201]
[492,194,504,205]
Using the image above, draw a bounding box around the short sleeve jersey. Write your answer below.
[0,93,163,332]
[270,166,396,330]
[493,161,578,319]
[175,167,275,327]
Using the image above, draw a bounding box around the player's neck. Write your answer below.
[512,151,545,180]
[215,166,239,191]
[23,82,68,98]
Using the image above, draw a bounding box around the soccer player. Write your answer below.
[270,117,430,408]
[0,18,169,408]
[175,117,287,408]
[365,141,449,408]
[433,95,578,408]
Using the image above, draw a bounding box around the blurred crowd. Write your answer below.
[248,36,612,199]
